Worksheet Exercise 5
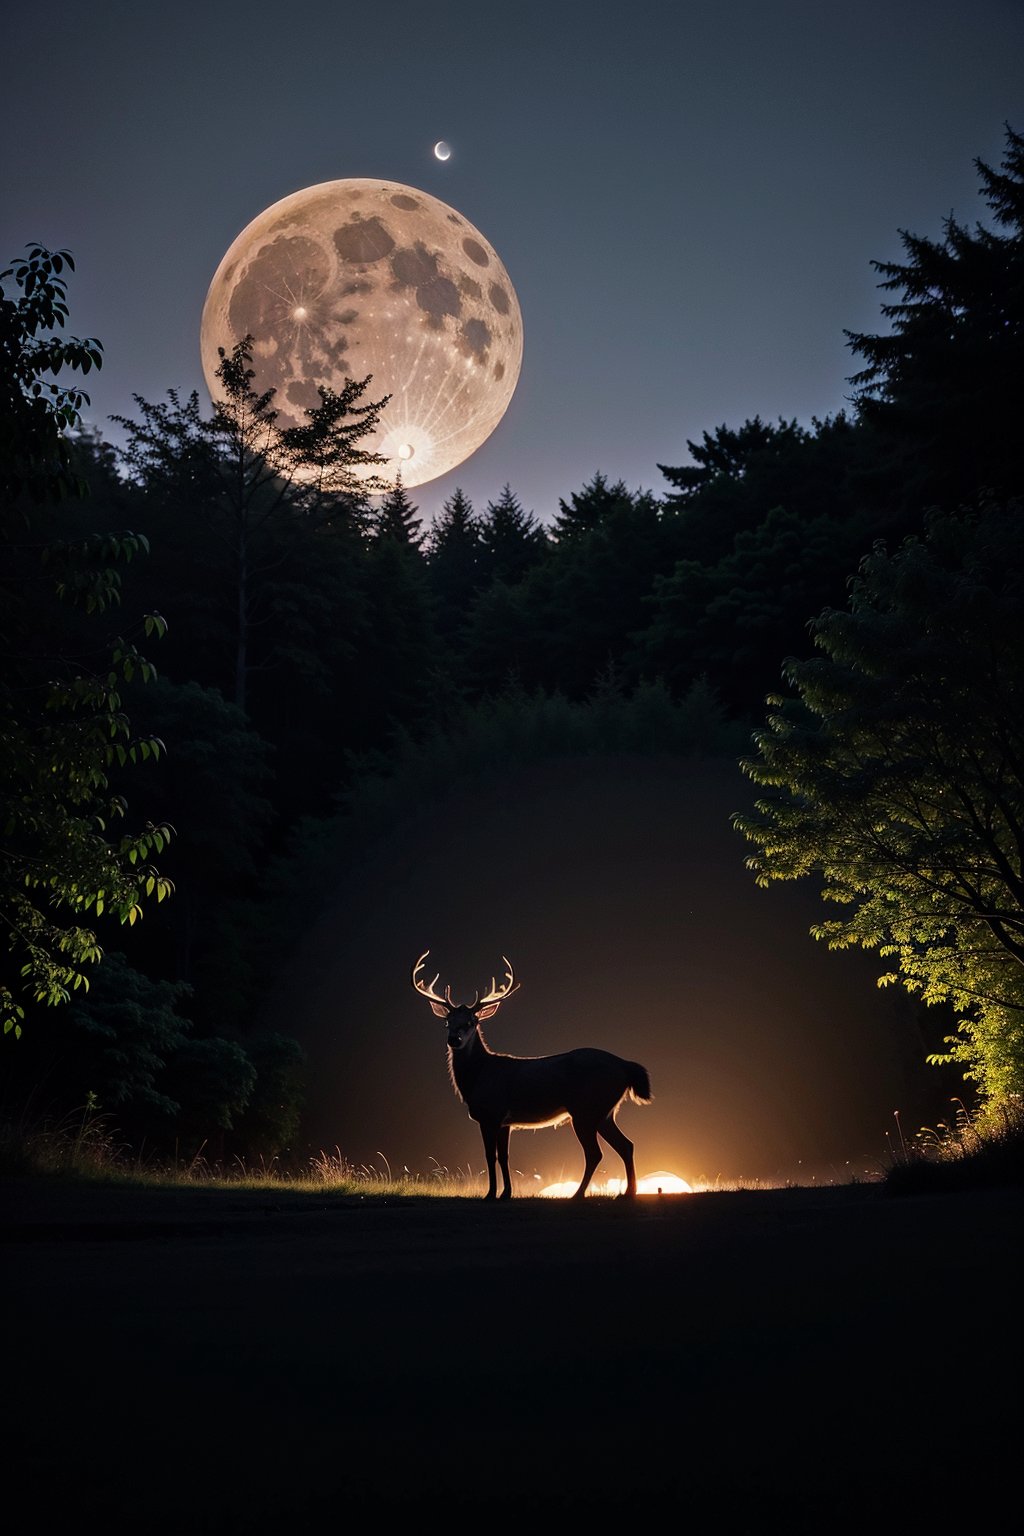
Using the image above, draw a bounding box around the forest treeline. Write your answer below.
[2,127,1022,1162]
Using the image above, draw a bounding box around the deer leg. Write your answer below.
[496,1124,513,1200]
[480,1124,499,1200]
[598,1115,637,1197]
[570,1120,603,1199]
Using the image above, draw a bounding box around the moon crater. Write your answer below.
[201,179,522,487]
[462,238,489,267]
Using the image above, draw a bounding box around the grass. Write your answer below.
[0,1110,485,1197]
[882,1096,1024,1194]
[3,1096,1021,1198]
[0,1111,776,1198]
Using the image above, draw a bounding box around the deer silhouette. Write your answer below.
[411,951,652,1200]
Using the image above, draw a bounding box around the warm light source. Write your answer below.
[539,1171,692,1198]
[631,1171,693,1195]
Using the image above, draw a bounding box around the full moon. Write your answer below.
[200,179,523,487]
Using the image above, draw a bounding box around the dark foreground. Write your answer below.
[2,1177,1020,1532]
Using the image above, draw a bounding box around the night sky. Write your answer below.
[3,0,1021,528]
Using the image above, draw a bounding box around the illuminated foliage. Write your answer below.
[736,499,1024,1106]
[1,247,172,1038]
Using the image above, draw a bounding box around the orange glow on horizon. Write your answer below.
[538,1171,693,1198]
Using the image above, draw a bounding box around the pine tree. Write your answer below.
[425,487,482,626]
[657,417,810,506]
[478,483,548,586]
[845,123,1024,511]
[374,470,424,547]
[551,471,638,541]
[113,337,387,712]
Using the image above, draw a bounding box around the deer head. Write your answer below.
[411,951,519,1047]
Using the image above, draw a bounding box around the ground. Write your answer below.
[2,1177,1020,1531]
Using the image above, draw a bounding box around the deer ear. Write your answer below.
[429,1001,449,1019]
[476,1002,501,1020]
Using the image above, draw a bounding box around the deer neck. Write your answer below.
[448,1026,493,1101]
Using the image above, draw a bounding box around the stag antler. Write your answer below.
[478,956,520,1006]
[412,951,520,1013]
[412,951,450,1008]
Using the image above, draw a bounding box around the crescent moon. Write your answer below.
[433,141,451,162]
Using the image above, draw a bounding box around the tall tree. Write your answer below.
[467,483,672,698]
[551,471,637,542]
[735,497,1024,1112]
[631,499,874,716]
[477,483,548,586]
[116,679,274,1016]
[656,416,838,567]
[424,487,482,636]
[1,246,172,1038]
[845,123,1024,514]
[373,470,424,547]
[0,243,102,504]
[113,338,389,713]
[357,533,441,749]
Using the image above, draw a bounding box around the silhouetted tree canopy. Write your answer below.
[425,487,482,636]
[845,123,1024,513]
[374,472,424,546]
[0,244,103,503]
[477,483,548,586]
[551,471,640,542]
[113,338,388,711]
[465,482,675,698]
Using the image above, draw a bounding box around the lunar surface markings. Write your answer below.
[202,178,522,487]
[462,238,489,267]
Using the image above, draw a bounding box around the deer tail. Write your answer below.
[627,1063,653,1104]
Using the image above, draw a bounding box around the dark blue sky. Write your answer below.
[3,0,1021,526]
